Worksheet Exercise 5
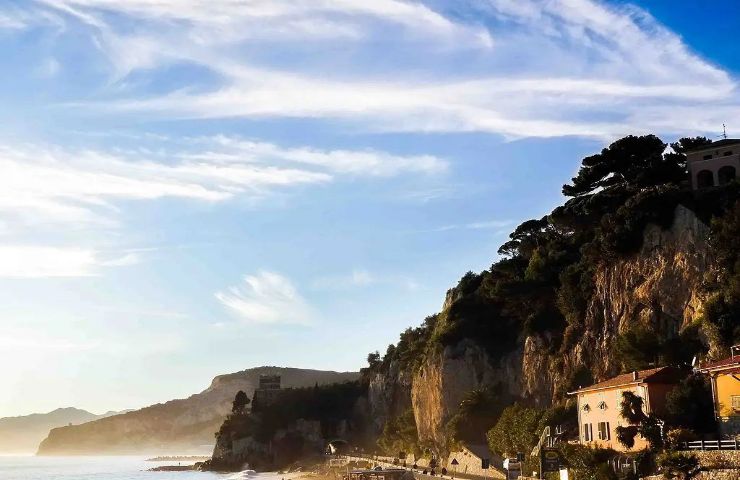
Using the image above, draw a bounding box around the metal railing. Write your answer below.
[683,439,740,450]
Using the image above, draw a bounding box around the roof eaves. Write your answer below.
[567,380,643,395]
[686,139,740,153]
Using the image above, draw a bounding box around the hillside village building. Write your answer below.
[686,139,740,189]
[252,374,283,408]
[697,347,740,438]
[569,367,685,452]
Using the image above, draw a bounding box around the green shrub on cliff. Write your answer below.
[446,387,508,447]
[377,409,419,456]
[486,402,577,460]
[486,403,543,458]
[705,200,740,352]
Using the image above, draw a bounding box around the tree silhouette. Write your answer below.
[562,135,684,197]
[232,390,250,414]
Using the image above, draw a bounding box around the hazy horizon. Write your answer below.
[1,0,739,418]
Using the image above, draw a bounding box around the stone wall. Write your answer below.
[694,450,740,469]
[645,471,740,480]
[642,450,740,480]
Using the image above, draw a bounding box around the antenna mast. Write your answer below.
[723,124,727,140]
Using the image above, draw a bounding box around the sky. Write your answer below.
[0,0,739,418]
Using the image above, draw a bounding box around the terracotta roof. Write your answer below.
[698,356,740,372]
[569,366,685,394]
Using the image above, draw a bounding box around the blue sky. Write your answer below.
[0,0,738,417]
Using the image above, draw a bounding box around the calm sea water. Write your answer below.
[0,456,268,480]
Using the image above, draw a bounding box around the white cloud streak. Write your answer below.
[11,0,733,138]
[0,138,442,230]
[194,135,446,176]
[215,271,314,325]
[428,219,514,232]
[0,246,136,277]
[311,269,419,291]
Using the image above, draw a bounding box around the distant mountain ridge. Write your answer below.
[0,407,124,454]
[37,366,359,455]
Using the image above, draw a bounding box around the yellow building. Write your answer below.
[698,349,740,438]
[569,367,684,452]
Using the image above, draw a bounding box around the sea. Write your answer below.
[0,456,269,480]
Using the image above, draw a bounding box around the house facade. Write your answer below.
[445,443,501,479]
[569,367,684,452]
[697,348,740,438]
[686,139,740,189]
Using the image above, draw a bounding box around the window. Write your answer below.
[597,422,611,441]
[697,170,714,188]
[704,154,713,160]
[732,396,740,410]
[583,423,593,442]
[598,401,607,410]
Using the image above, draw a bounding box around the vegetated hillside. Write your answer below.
[364,135,740,457]
[37,367,358,455]
[205,381,370,471]
[0,407,124,454]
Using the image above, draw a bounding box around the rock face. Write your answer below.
[209,418,327,472]
[37,367,358,455]
[368,361,413,434]
[411,340,521,448]
[570,205,709,390]
[517,204,714,406]
[375,205,715,453]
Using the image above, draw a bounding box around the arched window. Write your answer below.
[718,166,737,185]
[697,170,714,188]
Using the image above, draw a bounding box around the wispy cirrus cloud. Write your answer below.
[0,245,137,277]
[190,135,446,176]
[215,271,314,325]
[428,219,514,233]
[0,136,444,278]
[311,269,419,291]
[0,138,443,230]
[8,0,733,138]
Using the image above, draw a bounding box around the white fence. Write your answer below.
[683,439,740,450]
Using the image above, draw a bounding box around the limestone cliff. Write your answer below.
[411,340,521,448]
[521,204,712,403]
[208,418,326,471]
[374,205,717,454]
[368,361,413,434]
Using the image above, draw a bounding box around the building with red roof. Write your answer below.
[568,366,686,451]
